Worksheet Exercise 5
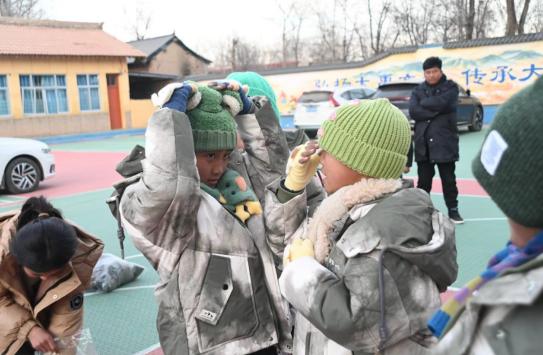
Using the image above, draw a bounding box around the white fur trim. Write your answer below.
[222,95,242,116]
[186,91,202,111]
[151,83,183,107]
[307,178,401,263]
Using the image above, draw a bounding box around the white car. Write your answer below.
[0,138,55,194]
[293,86,375,136]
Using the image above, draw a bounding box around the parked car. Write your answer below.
[373,81,484,131]
[293,86,375,136]
[0,138,55,194]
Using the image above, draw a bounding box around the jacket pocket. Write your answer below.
[195,254,259,352]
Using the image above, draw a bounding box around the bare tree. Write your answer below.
[212,37,263,71]
[367,0,398,54]
[0,0,42,18]
[392,0,438,45]
[505,0,532,35]
[277,0,306,65]
[131,7,152,40]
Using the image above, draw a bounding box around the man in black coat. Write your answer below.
[409,56,463,223]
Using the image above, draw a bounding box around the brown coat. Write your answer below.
[0,211,103,355]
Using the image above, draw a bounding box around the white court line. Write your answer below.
[463,217,507,222]
[85,284,156,297]
[133,343,161,355]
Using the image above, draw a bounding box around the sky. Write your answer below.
[38,0,291,61]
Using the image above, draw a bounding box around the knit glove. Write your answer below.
[208,80,252,114]
[151,82,198,112]
[284,141,321,192]
[283,238,315,267]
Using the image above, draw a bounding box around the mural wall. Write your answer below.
[262,41,543,115]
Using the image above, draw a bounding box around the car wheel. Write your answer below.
[5,157,41,194]
[305,129,318,139]
[469,107,483,132]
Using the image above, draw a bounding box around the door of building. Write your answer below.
[107,74,122,129]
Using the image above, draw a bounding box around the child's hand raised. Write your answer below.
[285,141,321,192]
[283,238,315,267]
[208,80,252,114]
[152,82,198,112]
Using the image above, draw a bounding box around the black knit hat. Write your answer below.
[11,217,78,273]
[472,77,543,227]
[423,57,442,70]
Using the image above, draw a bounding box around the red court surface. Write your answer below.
[0,151,126,208]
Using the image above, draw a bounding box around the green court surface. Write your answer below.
[0,128,508,354]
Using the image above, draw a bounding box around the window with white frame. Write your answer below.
[19,75,68,115]
[0,75,9,116]
[77,74,100,111]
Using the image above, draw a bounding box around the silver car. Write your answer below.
[0,138,55,194]
[293,86,375,136]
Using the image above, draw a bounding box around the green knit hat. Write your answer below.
[187,86,240,152]
[472,77,543,227]
[227,71,281,121]
[319,99,411,179]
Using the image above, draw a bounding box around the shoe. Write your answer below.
[448,208,464,224]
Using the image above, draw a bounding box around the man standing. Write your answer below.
[409,56,463,223]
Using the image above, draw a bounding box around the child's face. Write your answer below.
[320,150,363,194]
[196,150,232,187]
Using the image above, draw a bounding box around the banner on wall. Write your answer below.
[262,42,543,115]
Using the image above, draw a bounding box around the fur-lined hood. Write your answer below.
[304,178,457,291]
[307,178,402,262]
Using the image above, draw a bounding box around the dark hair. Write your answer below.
[423,56,442,71]
[17,196,63,230]
[11,197,77,273]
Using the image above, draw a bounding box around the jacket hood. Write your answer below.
[307,179,457,291]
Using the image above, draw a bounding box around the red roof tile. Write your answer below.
[0,18,145,57]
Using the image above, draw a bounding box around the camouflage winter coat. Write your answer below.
[267,179,458,355]
[119,99,313,355]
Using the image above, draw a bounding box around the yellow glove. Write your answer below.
[285,142,321,191]
[283,238,315,267]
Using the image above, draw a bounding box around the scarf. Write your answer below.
[200,169,262,224]
[428,229,543,338]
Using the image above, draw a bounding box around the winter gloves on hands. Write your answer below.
[208,80,253,114]
[283,238,315,267]
[284,141,321,192]
[152,82,199,112]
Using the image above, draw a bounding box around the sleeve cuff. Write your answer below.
[276,180,304,203]
[18,319,38,340]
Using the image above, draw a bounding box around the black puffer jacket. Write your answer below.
[409,76,459,163]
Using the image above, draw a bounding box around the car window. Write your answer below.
[373,85,416,98]
[340,91,351,100]
[458,85,467,96]
[298,91,331,103]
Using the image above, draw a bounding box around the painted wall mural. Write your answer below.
[262,41,543,115]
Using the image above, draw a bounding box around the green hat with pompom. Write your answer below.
[187,86,242,152]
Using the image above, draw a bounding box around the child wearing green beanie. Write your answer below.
[429,77,543,355]
[265,98,458,354]
[120,82,300,354]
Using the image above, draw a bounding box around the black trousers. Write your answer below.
[416,161,458,209]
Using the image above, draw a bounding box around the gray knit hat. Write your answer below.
[472,77,543,227]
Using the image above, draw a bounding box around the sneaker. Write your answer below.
[448,208,464,224]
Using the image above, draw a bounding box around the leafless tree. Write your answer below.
[277,0,306,65]
[505,0,532,35]
[0,0,42,18]
[367,0,399,54]
[392,0,438,45]
[131,7,152,40]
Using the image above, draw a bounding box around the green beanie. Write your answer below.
[227,71,281,121]
[319,98,411,179]
[472,77,543,228]
[187,86,240,152]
